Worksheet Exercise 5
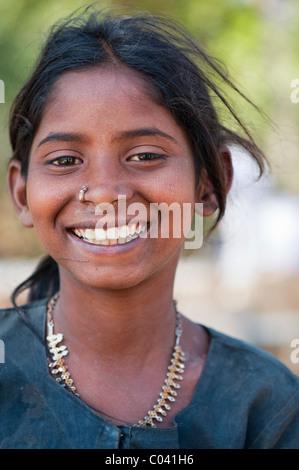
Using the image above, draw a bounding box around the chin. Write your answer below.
[78,270,149,292]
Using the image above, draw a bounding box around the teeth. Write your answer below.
[129,224,137,235]
[72,223,147,245]
[85,229,95,241]
[106,227,119,240]
[73,228,84,238]
[95,228,106,240]
[119,225,129,238]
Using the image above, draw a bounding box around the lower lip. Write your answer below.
[67,228,148,255]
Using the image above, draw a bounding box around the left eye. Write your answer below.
[49,156,82,166]
[129,153,166,162]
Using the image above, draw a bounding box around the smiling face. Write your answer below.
[8,66,205,291]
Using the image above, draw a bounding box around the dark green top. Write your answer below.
[0,298,298,449]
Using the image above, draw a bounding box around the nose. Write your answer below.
[79,158,134,207]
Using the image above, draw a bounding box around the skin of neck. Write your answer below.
[52,252,181,366]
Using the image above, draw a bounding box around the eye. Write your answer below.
[48,156,82,166]
[129,153,166,162]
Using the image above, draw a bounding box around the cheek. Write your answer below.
[145,162,197,203]
[26,186,55,223]
[25,174,68,236]
[140,165,197,236]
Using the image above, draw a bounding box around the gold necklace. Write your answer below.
[46,292,185,427]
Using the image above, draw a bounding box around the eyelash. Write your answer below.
[47,152,166,167]
[129,153,166,162]
[48,156,82,166]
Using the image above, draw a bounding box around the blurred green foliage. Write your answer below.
[0,0,298,257]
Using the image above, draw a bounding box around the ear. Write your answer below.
[7,160,33,227]
[196,146,233,217]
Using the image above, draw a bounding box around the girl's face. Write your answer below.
[9,66,204,291]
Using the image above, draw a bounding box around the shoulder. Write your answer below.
[0,298,48,389]
[0,298,48,356]
[204,326,299,415]
[0,298,47,326]
[207,326,299,386]
[177,325,299,449]
[203,327,299,448]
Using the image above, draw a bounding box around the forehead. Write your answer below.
[54,64,158,99]
[44,65,162,121]
[33,65,191,149]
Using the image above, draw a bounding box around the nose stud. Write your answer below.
[78,186,88,203]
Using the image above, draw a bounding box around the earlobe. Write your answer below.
[196,146,233,217]
[7,160,33,227]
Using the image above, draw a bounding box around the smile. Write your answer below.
[71,222,147,245]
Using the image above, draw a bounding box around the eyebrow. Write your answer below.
[37,132,87,148]
[114,127,179,144]
[37,127,178,148]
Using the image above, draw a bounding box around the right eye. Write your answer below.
[48,156,82,166]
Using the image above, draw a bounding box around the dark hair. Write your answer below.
[9,6,267,307]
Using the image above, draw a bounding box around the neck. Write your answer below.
[52,263,179,363]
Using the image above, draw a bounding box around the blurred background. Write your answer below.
[0,0,298,373]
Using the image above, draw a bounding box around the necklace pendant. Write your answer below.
[157,399,171,410]
[47,332,64,346]
[153,405,167,416]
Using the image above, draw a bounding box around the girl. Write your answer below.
[1,6,298,449]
